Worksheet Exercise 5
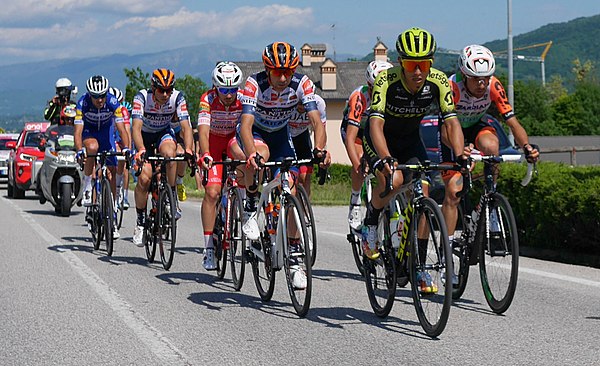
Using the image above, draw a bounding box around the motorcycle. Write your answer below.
[36,124,84,217]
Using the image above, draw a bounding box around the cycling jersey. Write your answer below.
[288,94,326,138]
[340,84,371,144]
[115,105,131,146]
[132,89,189,133]
[369,66,456,139]
[197,88,243,137]
[239,71,318,132]
[449,74,515,128]
[75,93,124,129]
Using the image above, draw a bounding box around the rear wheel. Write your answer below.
[101,178,114,257]
[116,186,125,230]
[143,212,157,263]
[158,186,177,270]
[410,197,452,338]
[214,197,227,279]
[479,193,519,314]
[228,189,246,291]
[296,185,317,267]
[282,194,312,317]
[250,204,275,301]
[364,210,396,318]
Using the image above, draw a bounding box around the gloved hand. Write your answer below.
[76,148,86,162]
[198,152,213,170]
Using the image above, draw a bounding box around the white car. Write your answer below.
[0,133,20,178]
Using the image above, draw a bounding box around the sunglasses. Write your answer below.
[401,59,432,73]
[155,86,173,94]
[217,87,238,95]
[90,93,107,100]
[468,76,491,85]
[270,68,295,78]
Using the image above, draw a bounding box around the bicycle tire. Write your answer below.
[410,197,452,338]
[452,204,470,300]
[228,189,246,291]
[143,213,157,263]
[364,210,397,318]
[214,196,227,279]
[158,186,177,270]
[282,194,312,317]
[101,177,114,257]
[250,203,275,301]
[349,230,365,276]
[88,205,101,251]
[116,186,124,230]
[479,192,519,314]
[296,185,317,267]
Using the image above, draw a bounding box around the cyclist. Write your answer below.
[361,28,468,293]
[45,78,77,125]
[440,44,540,268]
[109,87,132,210]
[341,60,393,230]
[74,75,131,239]
[288,93,327,198]
[131,68,194,247]
[173,113,190,203]
[231,41,330,290]
[197,61,244,270]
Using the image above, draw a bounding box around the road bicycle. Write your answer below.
[138,153,195,270]
[115,154,129,230]
[245,157,315,317]
[205,159,248,290]
[363,158,456,337]
[451,152,535,314]
[347,159,373,276]
[83,151,127,257]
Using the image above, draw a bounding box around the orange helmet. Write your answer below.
[262,42,299,70]
[151,68,175,89]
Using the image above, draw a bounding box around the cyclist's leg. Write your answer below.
[174,131,187,201]
[133,132,157,245]
[81,129,100,206]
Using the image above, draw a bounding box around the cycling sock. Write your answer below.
[136,208,146,226]
[350,189,361,206]
[176,175,184,185]
[116,174,123,188]
[83,175,92,190]
[204,232,214,249]
[364,202,382,226]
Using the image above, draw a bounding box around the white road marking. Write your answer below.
[7,199,192,366]
[320,230,600,288]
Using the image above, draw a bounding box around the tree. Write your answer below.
[123,67,150,103]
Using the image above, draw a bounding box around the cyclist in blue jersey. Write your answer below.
[230,41,330,290]
[74,75,131,239]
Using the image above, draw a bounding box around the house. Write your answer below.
[235,41,392,164]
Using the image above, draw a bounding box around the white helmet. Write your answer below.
[212,61,244,88]
[458,45,496,77]
[366,60,394,86]
[86,75,109,97]
[109,87,123,102]
[55,77,72,89]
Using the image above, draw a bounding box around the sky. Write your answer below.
[1,0,600,66]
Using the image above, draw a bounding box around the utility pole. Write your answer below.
[507,0,515,146]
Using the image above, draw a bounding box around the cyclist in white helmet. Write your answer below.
[341,60,393,230]
[197,61,244,270]
[109,87,133,210]
[440,44,540,284]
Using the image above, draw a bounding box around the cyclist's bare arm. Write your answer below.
[131,118,145,153]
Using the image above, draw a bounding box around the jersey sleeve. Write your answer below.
[430,69,457,121]
[370,67,394,121]
[315,95,327,125]
[489,76,515,120]
[346,90,366,128]
[131,91,146,120]
[74,96,85,126]
[239,75,259,115]
[450,79,461,105]
[197,91,212,127]
[175,92,190,122]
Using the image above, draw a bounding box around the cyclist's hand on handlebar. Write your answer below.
[134,149,146,167]
[199,152,213,170]
[312,148,331,168]
[184,148,195,167]
[523,143,540,163]
[76,147,86,163]
[246,152,262,170]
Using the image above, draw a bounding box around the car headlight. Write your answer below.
[19,153,36,162]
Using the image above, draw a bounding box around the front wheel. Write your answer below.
[158,186,177,270]
[282,194,312,317]
[296,185,317,267]
[214,197,227,280]
[143,212,157,263]
[410,197,452,338]
[479,193,519,314]
[101,178,114,257]
[452,203,470,300]
[60,183,73,217]
[228,189,246,291]
[250,203,276,301]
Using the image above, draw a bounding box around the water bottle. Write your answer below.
[390,211,405,249]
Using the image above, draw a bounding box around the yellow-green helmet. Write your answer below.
[396,27,436,60]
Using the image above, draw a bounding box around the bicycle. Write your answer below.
[245,157,315,317]
[115,154,129,230]
[451,152,535,314]
[83,151,127,257]
[347,159,373,276]
[363,158,455,338]
[137,153,195,270]
[204,158,248,290]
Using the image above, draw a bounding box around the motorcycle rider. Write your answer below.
[45,78,77,125]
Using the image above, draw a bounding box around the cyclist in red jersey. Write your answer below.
[197,61,244,270]
[440,45,539,282]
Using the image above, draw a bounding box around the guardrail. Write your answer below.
[540,146,600,166]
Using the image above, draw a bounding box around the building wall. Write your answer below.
[323,100,351,165]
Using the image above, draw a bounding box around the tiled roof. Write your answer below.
[235,61,370,101]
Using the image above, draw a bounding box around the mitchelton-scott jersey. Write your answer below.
[132,89,189,133]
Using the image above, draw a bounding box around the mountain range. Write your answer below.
[2,13,599,132]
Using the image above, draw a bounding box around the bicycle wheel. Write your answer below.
[158,186,177,270]
[116,186,124,230]
[452,203,470,300]
[409,197,452,338]
[296,185,317,267]
[214,197,227,279]
[88,205,101,251]
[282,194,312,317]
[228,189,246,291]
[101,178,114,256]
[250,203,276,301]
[364,210,396,318]
[143,212,157,263]
[479,192,519,314]
[348,230,365,276]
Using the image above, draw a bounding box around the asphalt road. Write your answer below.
[1,187,599,366]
